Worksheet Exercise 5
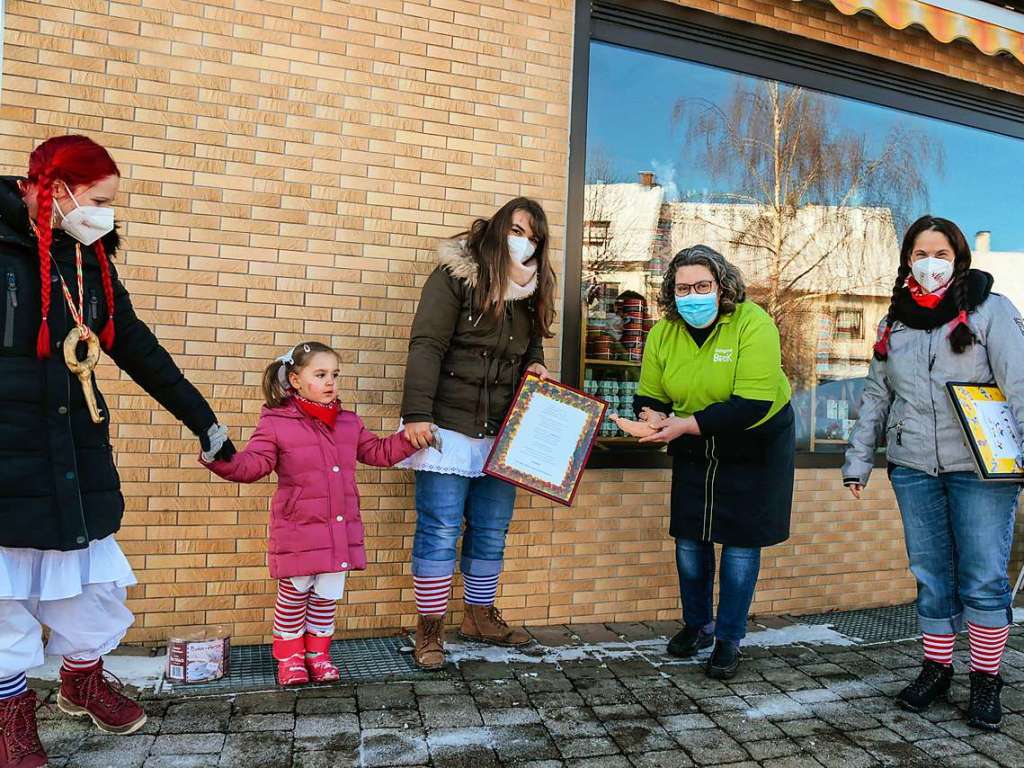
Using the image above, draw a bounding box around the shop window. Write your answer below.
[567,4,1024,466]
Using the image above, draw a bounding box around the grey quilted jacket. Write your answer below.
[843,293,1024,485]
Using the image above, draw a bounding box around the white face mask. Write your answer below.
[55,183,115,246]
[911,256,954,294]
[507,235,536,264]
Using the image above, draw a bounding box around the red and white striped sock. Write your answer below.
[306,594,337,637]
[62,657,101,674]
[414,575,452,616]
[922,632,955,666]
[968,622,1010,676]
[273,578,310,639]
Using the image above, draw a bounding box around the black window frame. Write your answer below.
[564,0,1024,470]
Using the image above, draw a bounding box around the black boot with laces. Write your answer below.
[967,671,1004,731]
[896,660,953,712]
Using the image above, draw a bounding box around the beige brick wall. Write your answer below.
[1,0,1020,645]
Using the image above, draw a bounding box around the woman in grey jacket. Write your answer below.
[843,216,1024,731]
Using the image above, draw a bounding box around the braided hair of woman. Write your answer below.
[873,216,974,360]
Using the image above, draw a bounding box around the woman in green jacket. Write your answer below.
[634,245,794,679]
[400,198,556,669]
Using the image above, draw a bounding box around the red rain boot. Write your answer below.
[273,636,309,686]
[304,635,340,683]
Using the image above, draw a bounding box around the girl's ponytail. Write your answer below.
[262,359,291,407]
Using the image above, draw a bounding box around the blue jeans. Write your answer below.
[411,471,517,579]
[676,538,761,646]
[890,466,1020,634]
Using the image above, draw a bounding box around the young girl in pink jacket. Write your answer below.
[202,341,422,686]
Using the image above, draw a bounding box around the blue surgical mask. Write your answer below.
[675,293,719,329]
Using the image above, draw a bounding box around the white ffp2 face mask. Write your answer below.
[911,256,954,294]
[56,183,115,246]
[507,235,536,264]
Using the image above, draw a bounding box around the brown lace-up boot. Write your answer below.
[459,604,530,647]
[414,614,446,670]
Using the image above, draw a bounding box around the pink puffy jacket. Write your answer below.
[202,400,418,579]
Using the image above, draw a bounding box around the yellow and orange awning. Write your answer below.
[818,0,1024,64]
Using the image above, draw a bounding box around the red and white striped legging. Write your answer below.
[273,578,338,638]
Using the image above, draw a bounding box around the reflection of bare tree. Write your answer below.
[583,147,628,287]
[675,80,943,385]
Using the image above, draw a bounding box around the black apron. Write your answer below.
[669,404,795,548]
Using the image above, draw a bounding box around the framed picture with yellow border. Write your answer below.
[484,373,606,506]
[945,382,1024,482]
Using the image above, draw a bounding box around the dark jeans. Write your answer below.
[676,538,761,645]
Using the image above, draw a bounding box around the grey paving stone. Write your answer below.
[460,661,517,681]
[231,691,296,715]
[360,707,423,729]
[420,694,483,728]
[943,756,1002,768]
[565,757,631,768]
[915,736,975,759]
[293,713,360,752]
[711,712,785,742]
[489,724,560,762]
[530,690,586,709]
[659,713,717,732]
[562,661,617,681]
[576,678,636,707]
[357,682,416,710]
[743,737,802,761]
[540,706,607,739]
[470,679,530,709]
[846,727,935,767]
[603,718,678,754]
[35,714,95,757]
[144,758,220,768]
[517,670,575,693]
[425,727,500,768]
[218,731,292,768]
[291,751,359,768]
[294,696,357,715]
[414,679,469,696]
[638,687,695,717]
[151,733,225,754]
[777,718,836,738]
[73,734,155,768]
[794,734,878,768]
[809,701,881,731]
[528,625,579,647]
[360,728,431,766]
[627,749,695,768]
[227,713,295,732]
[968,732,1024,768]
[744,694,814,721]
[759,757,825,768]
[162,700,232,734]
[871,709,947,741]
[557,736,622,758]
[669,727,748,765]
[481,706,544,725]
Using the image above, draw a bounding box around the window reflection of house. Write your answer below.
[972,231,1024,310]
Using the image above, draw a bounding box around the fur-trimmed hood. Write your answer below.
[437,238,537,301]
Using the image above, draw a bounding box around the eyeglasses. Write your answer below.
[674,280,715,297]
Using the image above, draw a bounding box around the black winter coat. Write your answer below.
[0,176,216,551]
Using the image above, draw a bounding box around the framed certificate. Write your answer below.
[484,374,606,506]
[946,382,1024,481]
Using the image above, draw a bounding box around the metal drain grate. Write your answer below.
[161,634,434,696]
[793,602,919,644]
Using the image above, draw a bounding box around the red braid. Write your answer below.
[94,239,116,350]
[34,169,56,358]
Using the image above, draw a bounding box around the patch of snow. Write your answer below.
[1014,606,1023,624]
[743,624,857,648]
[28,653,165,693]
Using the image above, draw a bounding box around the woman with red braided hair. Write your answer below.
[844,216,1024,732]
[0,135,234,768]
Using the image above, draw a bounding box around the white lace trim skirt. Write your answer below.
[397,424,496,478]
[0,535,137,602]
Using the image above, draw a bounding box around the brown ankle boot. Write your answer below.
[414,615,446,670]
[459,603,531,647]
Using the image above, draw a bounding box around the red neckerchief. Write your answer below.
[906,276,949,309]
[293,394,340,428]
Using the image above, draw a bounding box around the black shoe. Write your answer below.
[667,626,714,659]
[896,660,953,713]
[706,640,740,680]
[967,671,1004,731]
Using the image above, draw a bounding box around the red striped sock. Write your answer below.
[273,579,309,638]
[62,657,101,674]
[922,632,955,666]
[306,594,337,636]
[414,575,452,616]
[968,622,1009,675]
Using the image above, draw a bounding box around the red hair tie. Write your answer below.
[956,309,968,326]
[873,325,893,358]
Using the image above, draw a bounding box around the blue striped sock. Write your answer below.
[0,673,27,700]
[463,572,500,606]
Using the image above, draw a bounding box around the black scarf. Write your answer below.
[892,269,993,330]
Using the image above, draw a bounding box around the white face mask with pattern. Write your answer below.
[911,256,954,294]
